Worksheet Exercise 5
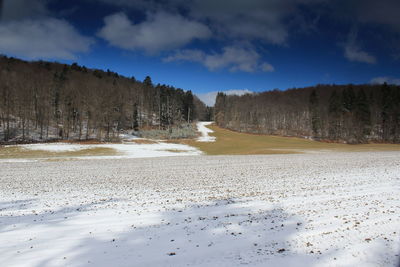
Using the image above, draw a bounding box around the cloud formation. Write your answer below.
[189,0,293,45]
[164,46,274,73]
[0,0,48,21]
[355,0,400,33]
[98,12,211,53]
[95,0,325,45]
[370,76,400,85]
[197,89,254,106]
[344,29,376,64]
[0,18,93,60]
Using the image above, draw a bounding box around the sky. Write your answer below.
[0,0,399,105]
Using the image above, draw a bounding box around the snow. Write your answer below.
[5,140,202,161]
[197,122,216,142]
[118,133,141,141]
[1,152,399,266]
[97,143,201,159]
[20,143,94,152]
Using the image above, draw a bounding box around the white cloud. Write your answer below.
[261,62,275,72]
[370,76,400,85]
[98,12,211,53]
[164,46,274,73]
[0,18,93,60]
[343,29,376,64]
[93,0,327,46]
[197,89,253,106]
[344,44,376,64]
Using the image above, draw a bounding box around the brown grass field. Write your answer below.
[0,146,118,159]
[182,124,400,155]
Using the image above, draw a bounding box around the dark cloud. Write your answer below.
[188,0,294,45]
[354,0,400,32]
[0,0,49,21]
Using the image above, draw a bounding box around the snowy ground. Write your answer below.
[196,122,216,142]
[1,152,399,267]
[16,142,201,160]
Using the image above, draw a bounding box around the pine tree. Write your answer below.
[355,88,371,141]
[328,90,342,140]
[184,91,194,123]
[342,85,355,112]
[309,89,320,137]
[381,82,392,141]
[143,76,153,88]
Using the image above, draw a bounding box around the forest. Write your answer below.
[214,84,400,143]
[0,55,209,143]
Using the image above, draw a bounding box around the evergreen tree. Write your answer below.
[328,90,342,139]
[143,76,153,88]
[381,82,392,140]
[355,88,371,140]
[184,91,194,123]
[342,85,355,112]
[309,89,320,137]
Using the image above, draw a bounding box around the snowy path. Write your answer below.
[1,152,399,266]
[196,121,216,142]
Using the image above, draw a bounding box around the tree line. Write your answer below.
[0,55,208,143]
[214,84,400,143]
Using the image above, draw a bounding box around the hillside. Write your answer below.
[214,84,400,143]
[0,56,208,143]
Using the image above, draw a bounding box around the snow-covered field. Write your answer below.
[1,152,399,266]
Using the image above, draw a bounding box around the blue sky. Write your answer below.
[0,0,399,105]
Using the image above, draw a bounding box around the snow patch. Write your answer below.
[197,121,216,142]
[5,140,202,161]
[20,143,92,152]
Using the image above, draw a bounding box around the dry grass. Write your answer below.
[163,149,191,153]
[59,139,106,145]
[180,124,400,155]
[0,146,119,159]
[127,139,158,144]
